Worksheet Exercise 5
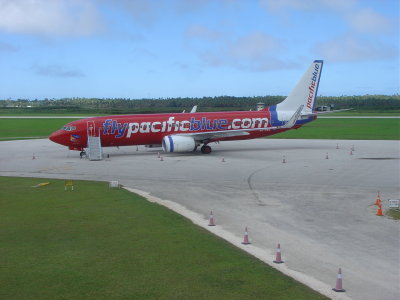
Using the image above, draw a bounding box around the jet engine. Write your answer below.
[162,135,196,152]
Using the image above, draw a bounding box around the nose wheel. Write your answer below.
[201,145,212,154]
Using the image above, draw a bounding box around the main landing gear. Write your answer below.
[201,145,212,154]
[80,151,86,158]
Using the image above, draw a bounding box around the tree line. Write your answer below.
[1,95,399,114]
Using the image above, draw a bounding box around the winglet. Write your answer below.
[281,105,303,128]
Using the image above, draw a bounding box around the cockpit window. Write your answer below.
[62,126,76,131]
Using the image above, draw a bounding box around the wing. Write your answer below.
[176,105,304,143]
[302,108,353,117]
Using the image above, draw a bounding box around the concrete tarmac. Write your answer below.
[1,138,399,300]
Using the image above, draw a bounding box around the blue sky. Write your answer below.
[0,0,398,99]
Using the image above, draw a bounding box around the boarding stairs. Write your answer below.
[87,121,103,161]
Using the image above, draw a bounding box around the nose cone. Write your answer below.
[49,130,68,146]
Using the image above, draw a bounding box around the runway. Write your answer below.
[1,138,399,300]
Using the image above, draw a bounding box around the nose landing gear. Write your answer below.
[80,151,87,158]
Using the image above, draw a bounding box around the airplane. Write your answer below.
[49,60,324,157]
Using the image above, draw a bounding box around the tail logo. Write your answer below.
[306,63,320,109]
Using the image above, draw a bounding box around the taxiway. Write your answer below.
[0,138,399,300]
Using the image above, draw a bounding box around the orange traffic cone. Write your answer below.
[208,211,216,226]
[332,268,345,292]
[376,205,383,216]
[242,227,251,245]
[273,243,284,264]
[375,191,381,206]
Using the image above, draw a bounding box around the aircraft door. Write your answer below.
[87,120,96,137]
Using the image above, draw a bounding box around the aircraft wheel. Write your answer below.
[80,151,86,158]
[201,145,212,154]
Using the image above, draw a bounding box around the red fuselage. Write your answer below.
[49,109,302,151]
[48,60,323,154]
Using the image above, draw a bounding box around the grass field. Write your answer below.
[0,108,399,116]
[0,117,399,141]
[268,118,400,140]
[0,118,77,140]
[324,111,400,116]
[386,209,400,220]
[0,177,326,299]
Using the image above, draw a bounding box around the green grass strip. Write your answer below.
[1,117,398,141]
[0,118,77,139]
[0,177,326,299]
[268,118,400,140]
[385,209,400,220]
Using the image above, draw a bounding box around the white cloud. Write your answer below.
[260,0,314,12]
[0,41,18,52]
[103,0,240,27]
[260,0,395,35]
[176,0,240,13]
[31,64,85,77]
[186,27,296,71]
[315,35,397,62]
[259,0,397,62]
[259,0,357,13]
[228,32,280,60]
[0,0,103,36]
[176,0,211,13]
[198,50,298,72]
[185,25,224,41]
[320,0,358,11]
[348,8,393,34]
[102,0,159,27]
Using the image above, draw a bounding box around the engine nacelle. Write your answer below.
[162,135,196,153]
